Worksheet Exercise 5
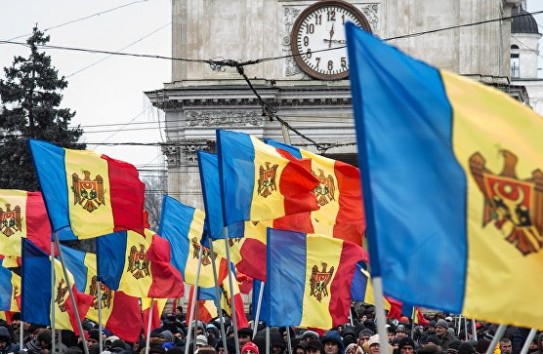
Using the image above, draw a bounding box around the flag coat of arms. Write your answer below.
[21,240,93,333]
[0,190,52,259]
[265,139,366,245]
[346,22,543,329]
[60,245,143,343]
[264,228,367,329]
[28,139,145,240]
[216,130,319,226]
[97,229,184,298]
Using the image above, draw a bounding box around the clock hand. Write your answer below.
[329,23,335,48]
[323,39,346,44]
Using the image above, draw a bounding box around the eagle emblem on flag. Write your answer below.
[127,244,150,279]
[309,262,334,301]
[313,169,336,206]
[0,204,21,237]
[257,162,279,198]
[469,150,543,255]
[71,171,105,213]
[191,237,213,266]
[55,279,69,312]
[89,276,112,309]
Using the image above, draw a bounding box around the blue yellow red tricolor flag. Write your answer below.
[97,229,184,298]
[28,139,145,240]
[0,190,52,260]
[346,22,543,329]
[60,245,143,343]
[159,195,228,288]
[264,228,367,329]
[216,129,319,226]
[142,298,167,337]
[265,139,366,245]
[21,239,93,333]
[0,261,20,312]
[186,285,218,324]
[350,263,390,311]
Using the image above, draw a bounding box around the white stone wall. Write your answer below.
[511,34,542,78]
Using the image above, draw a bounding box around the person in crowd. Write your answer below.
[343,328,357,348]
[500,338,513,354]
[306,339,325,354]
[206,324,220,348]
[367,335,380,354]
[397,337,415,354]
[321,331,345,354]
[195,335,208,351]
[294,342,307,354]
[395,327,408,341]
[270,330,285,354]
[434,319,457,350]
[302,332,320,344]
[420,322,437,344]
[24,329,52,354]
[527,334,540,354]
[195,345,216,354]
[458,342,476,354]
[241,342,259,354]
[238,328,253,348]
[357,329,374,354]
[346,343,362,354]
[0,326,19,354]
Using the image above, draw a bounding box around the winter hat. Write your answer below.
[302,330,320,341]
[195,346,217,354]
[38,329,53,344]
[196,334,209,346]
[398,337,415,350]
[0,326,11,343]
[241,342,260,354]
[435,319,448,329]
[106,336,120,346]
[306,339,324,353]
[238,328,254,338]
[368,335,380,347]
[160,330,175,342]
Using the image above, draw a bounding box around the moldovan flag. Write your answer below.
[0,190,52,259]
[264,228,367,329]
[216,129,319,226]
[97,229,184,298]
[28,139,145,240]
[21,239,93,333]
[60,245,143,343]
[265,139,366,245]
[0,261,20,311]
[142,298,167,337]
[350,263,390,310]
[159,195,228,288]
[346,22,543,329]
[220,267,249,329]
[186,286,218,324]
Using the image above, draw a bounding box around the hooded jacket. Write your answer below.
[321,331,345,354]
[0,327,18,354]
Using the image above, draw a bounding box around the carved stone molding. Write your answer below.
[360,4,379,32]
[282,6,303,77]
[185,110,263,127]
[161,140,215,166]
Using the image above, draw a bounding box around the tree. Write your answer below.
[143,172,168,231]
[0,26,85,191]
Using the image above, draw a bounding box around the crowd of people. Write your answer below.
[0,306,541,354]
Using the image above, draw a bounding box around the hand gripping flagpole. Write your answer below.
[185,245,204,354]
[145,298,154,354]
[209,241,229,354]
[224,231,241,354]
[54,233,89,354]
[51,242,56,354]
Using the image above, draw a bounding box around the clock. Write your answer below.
[290,0,372,80]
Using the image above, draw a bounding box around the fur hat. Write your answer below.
[398,337,415,350]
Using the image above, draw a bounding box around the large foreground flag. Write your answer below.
[21,240,93,333]
[346,22,543,329]
[265,139,366,245]
[97,229,184,298]
[264,228,367,329]
[28,139,145,239]
[216,130,319,226]
[0,190,52,258]
[60,245,143,343]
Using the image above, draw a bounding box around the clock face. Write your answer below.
[290,0,372,80]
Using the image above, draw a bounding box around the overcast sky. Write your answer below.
[1,0,542,174]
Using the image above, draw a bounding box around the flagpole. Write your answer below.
[371,276,389,351]
[53,233,89,354]
[223,234,241,354]
[185,245,204,354]
[520,329,537,354]
[410,307,415,338]
[265,326,270,354]
[286,327,293,354]
[50,242,56,354]
[145,299,154,354]
[471,319,478,342]
[463,317,468,341]
[457,315,462,337]
[209,241,228,354]
[251,282,265,339]
[19,320,23,349]
[97,281,103,353]
[484,324,506,354]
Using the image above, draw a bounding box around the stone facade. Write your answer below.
[145,0,526,307]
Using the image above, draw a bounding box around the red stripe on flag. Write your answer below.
[25,192,53,254]
[279,159,318,215]
[147,235,184,298]
[102,155,145,234]
[329,241,367,327]
[65,285,94,335]
[105,292,142,343]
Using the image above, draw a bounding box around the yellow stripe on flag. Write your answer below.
[65,149,114,237]
[118,230,153,297]
[0,190,28,257]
